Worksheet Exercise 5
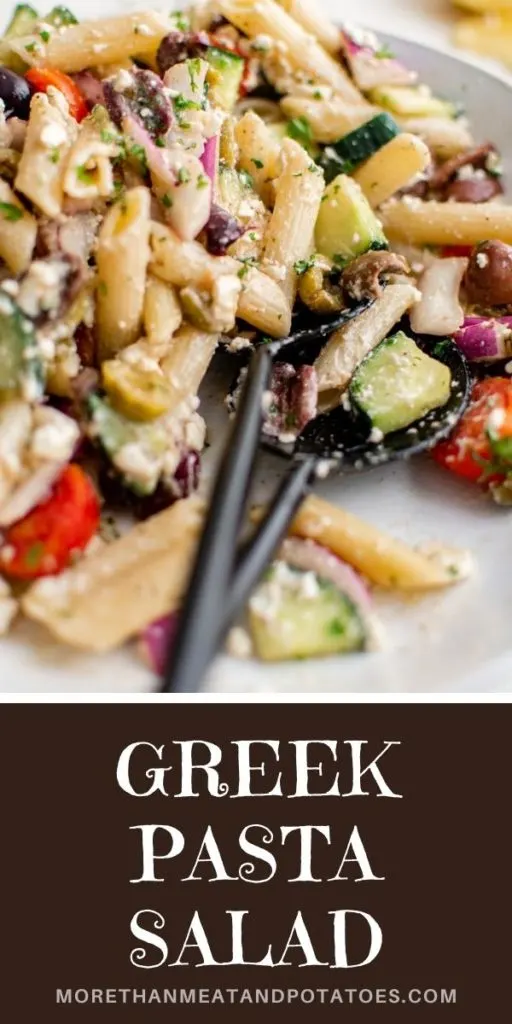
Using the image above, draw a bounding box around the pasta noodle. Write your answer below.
[161,326,219,404]
[290,495,467,590]
[143,276,183,349]
[15,90,76,218]
[22,498,205,651]
[353,134,431,209]
[398,117,474,159]
[219,0,365,101]
[235,111,282,206]
[150,223,292,336]
[280,95,376,143]
[96,186,152,360]
[275,0,342,54]
[0,180,36,276]
[63,117,120,201]
[314,282,420,392]
[11,11,172,74]
[262,138,324,304]
[381,197,512,246]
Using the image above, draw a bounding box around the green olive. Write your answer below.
[298,265,344,314]
[179,286,220,332]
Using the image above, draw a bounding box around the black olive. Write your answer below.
[0,65,32,120]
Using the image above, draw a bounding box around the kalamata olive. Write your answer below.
[444,175,502,204]
[465,241,512,307]
[0,66,32,120]
[204,204,244,255]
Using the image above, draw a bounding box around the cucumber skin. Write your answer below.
[206,47,245,112]
[319,113,400,184]
[349,332,452,436]
[0,301,43,400]
[250,569,366,661]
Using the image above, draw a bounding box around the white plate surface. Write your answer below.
[1,1,512,693]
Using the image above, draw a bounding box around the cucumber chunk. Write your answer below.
[0,294,43,401]
[349,331,452,435]
[206,47,244,112]
[88,394,168,495]
[1,4,39,72]
[4,4,39,37]
[319,113,400,184]
[45,6,78,28]
[368,85,457,119]
[249,563,366,661]
[315,174,387,264]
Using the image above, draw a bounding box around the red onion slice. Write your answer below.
[280,537,372,612]
[139,612,180,675]
[453,317,512,362]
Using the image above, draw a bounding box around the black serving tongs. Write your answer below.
[161,316,470,693]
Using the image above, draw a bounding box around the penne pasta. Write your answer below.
[15,90,76,218]
[161,325,219,404]
[381,197,512,246]
[63,117,120,201]
[219,0,365,102]
[397,117,474,159]
[280,95,377,143]
[353,133,431,209]
[0,179,37,275]
[22,498,205,651]
[275,0,342,54]
[314,282,420,392]
[235,111,282,206]
[143,275,183,349]
[11,11,172,74]
[96,187,152,360]
[150,222,292,336]
[453,13,512,63]
[290,495,468,590]
[262,138,324,304]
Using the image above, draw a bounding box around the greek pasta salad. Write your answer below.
[0,0,509,672]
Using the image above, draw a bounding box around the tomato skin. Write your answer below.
[433,378,512,484]
[1,465,100,580]
[26,67,89,122]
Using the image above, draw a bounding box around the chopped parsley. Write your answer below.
[76,164,95,186]
[177,167,191,185]
[170,10,190,32]
[24,42,38,54]
[127,141,148,172]
[293,255,317,275]
[197,174,209,190]
[161,192,173,208]
[174,93,200,112]
[25,542,45,570]
[313,90,323,100]
[49,147,60,164]
[327,618,346,637]
[251,157,264,169]
[374,45,395,60]
[155,136,166,148]
[333,253,350,269]
[238,168,254,190]
[48,7,78,27]
[237,256,259,279]
[0,202,22,222]
[40,29,51,43]
[187,57,202,93]
[286,115,313,148]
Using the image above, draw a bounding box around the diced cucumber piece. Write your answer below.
[217,162,244,215]
[4,4,39,37]
[249,563,366,661]
[349,331,452,435]
[88,394,168,495]
[315,174,387,264]
[45,6,78,27]
[368,85,457,119]
[206,46,244,112]
[0,294,43,401]
[1,4,39,72]
[319,113,400,184]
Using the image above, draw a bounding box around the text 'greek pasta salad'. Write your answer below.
[0,0,508,670]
